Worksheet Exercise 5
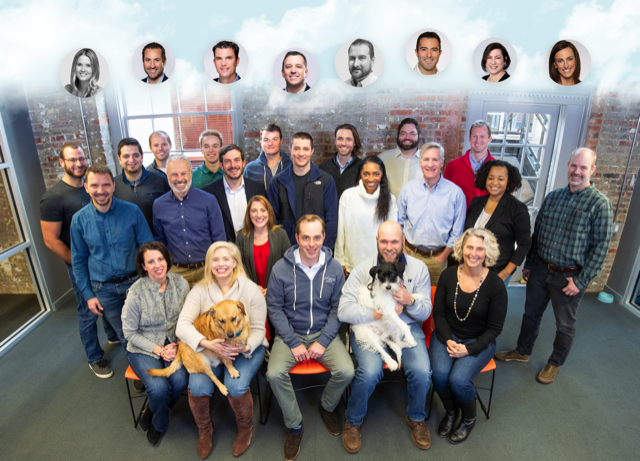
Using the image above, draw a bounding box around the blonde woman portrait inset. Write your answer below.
[63,48,104,98]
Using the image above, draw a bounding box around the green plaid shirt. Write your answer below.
[525,184,613,290]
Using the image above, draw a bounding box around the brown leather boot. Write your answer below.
[188,390,214,459]
[228,390,254,457]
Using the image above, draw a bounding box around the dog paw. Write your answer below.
[219,385,229,396]
[229,369,240,378]
[244,354,253,360]
[406,339,418,348]
[386,359,399,371]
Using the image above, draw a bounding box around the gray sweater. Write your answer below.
[175,275,268,366]
[122,272,190,357]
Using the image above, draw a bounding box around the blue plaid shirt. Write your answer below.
[525,184,613,290]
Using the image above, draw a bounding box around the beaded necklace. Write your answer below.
[454,266,487,322]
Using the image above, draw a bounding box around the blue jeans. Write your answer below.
[516,255,585,367]
[67,265,118,364]
[89,278,136,350]
[346,322,432,426]
[429,332,495,404]
[127,351,188,432]
[189,346,265,398]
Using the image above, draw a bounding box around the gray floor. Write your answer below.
[1,288,639,461]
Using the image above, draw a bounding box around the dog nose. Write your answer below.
[385,285,391,290]
[227,333,235,339]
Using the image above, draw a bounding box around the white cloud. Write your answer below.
[210,15,231,27]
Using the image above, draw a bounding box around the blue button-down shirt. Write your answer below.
[397,174,466,250]
[70,198,154,300]
[469,152,489,174]
[152,186,226,265]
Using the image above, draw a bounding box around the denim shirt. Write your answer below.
[70,198,154,301]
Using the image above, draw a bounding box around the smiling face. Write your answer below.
[486,165,508,199]
[420,147,443,183]
[59,146,88,178]
[118,145,143,177]
[142,249,168,285]
[486,48,505,75]
[469,125,492,157]
[348,43,374,82]
[376,221,404,263]
[214,47,239,81]
[249,200,269,231]
[335,129,355,158]
[397,122,420,151]
[85,172,114,208]
[567,150,596,192]
[167,159,192,196]
[282,55,308,89]
[296,220,325,265]
[210,247,237,283]
[76,55,93,82]
[463,235,487,269]
[143,48,166,81]
[554,47,576,82]
[290,138,313,170]
[261,129,283,156]
[415,37,441,74]
[201,135,222,165]
[149,133,171,162]
[221,149,245,180]
[361,161,382,194]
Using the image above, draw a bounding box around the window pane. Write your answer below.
[175,85,205,113]
[488,144,503,159]
[180,116,206,150]
[0,249,43,343]
[123,86,153,116]
[486,112,506,142]
[527,113,550,145]
[205,84,232,112]
[206,115,234,145]
[523,147,544,178]
[505,113,528,144]
[0,169,24,251]
[127,119,154,151]
[519,179,538,206]
[503,146,523,169]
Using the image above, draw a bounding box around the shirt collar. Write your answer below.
[334,154,354,169]
[122,166,149,186]
[469,152,489,169]
[423,173,443,190]
[294,248,325,269]
[413,62,438,75]
[146,73,165,84]
[170,186,193,201]
[348,71,375,87]
[223,176,244,193]
[394,146,421,159]
[90,196,117,215]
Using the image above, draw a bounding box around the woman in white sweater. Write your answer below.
[176,242,267,459]
[335,155,398,274]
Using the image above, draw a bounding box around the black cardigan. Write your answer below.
[433,266,507,356]
[318,154,363,199]
[464,193,532,273]
[202,177,267,243]
[235,227,291,288]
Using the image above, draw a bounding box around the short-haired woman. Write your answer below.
[481,42,511,82]
[64,48,102,97]
[122,241,190,445]
[429,228,508,444]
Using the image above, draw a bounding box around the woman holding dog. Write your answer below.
[176,242,267,459]
[334,155,397,275]
[430,228,507,444]
[122,241,190,446]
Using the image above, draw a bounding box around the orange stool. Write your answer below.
[125,366,148,428]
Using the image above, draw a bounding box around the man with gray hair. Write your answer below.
[345,38,378,87]
[152,154,226,287]
[398,142,466,285]
[444,120,496,210]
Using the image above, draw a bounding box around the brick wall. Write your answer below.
[585,91,640,292]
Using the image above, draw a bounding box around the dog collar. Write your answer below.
[232,329,242,338]
[367,283,374,298]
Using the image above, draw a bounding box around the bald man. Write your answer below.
[338,221,433,453]
[496,148,613,385]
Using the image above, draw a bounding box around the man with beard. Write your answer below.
[141,42,169,84]
[153,154,226,287]
[70,164,153,378]
[113,137,170,232]
[345,38,378,87]
[378,118,423,197]
[496,148,613,385]
[282,51,311,93]
[318,124,364,199]
[244,124,292,189]
[148,130,172,176]
[338,221,433,453]
[192,130,225,189]
[444,120,496,210]
[41,143,120,377]
[203,144,267,242]
[212,40,242,84]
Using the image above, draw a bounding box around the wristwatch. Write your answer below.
[409,296,416,306]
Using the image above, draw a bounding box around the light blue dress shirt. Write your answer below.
[397,174,466,250]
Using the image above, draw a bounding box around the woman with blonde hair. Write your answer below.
[64,48,102,97]
[429,228,507,445]
[176,241,267,459]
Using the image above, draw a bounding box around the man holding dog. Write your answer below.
[266,215,354,461]
[338,220,433,452]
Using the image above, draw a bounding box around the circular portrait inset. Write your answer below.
[132,41,175,84]
[406,29,452,76]
[273,48,318,94]
[204,40,248,84]
[546,39,590,86]
[60,48,109,98]
[473,38,517,83]
[336,38,383,87]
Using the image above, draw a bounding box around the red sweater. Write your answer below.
[443,150,495,210]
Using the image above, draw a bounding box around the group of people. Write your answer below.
[39,117,612,460]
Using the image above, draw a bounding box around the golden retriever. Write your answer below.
[147,299,251,396]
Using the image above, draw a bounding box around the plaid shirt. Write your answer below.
[525,184,613,290]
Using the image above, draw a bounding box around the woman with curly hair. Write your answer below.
[64,48,102,98]
[334,155,398,276]
[548,40,581,86]
[464,160,531,285]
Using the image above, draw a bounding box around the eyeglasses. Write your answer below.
[63,157,87,164]
[399,131,419,138]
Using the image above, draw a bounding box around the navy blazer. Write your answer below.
[203,177,267,243]
[465,193,532,273]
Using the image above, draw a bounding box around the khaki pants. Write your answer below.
[405,245,448,286]
[266,332,355,428]
[169,265,205,288]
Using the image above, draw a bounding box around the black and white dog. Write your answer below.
[352,262,422,370]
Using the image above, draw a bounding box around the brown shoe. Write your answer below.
[406,416,431,449]
[188,390,213,459]
[284,421,304,461]
[228,390,254,457]
[536,364,559,384]
[318,399,341,436]
[342,422,362,454]
[495,349,529,362]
